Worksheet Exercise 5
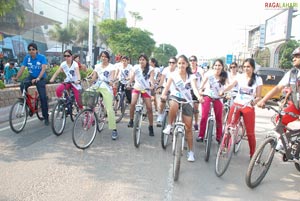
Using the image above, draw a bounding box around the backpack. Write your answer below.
[288,67,300,109]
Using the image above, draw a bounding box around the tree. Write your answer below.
[0,0,25,27]
[128,11,143,27]
[279,40,300,69]
[153,44,178,66]
[48,23,76,52]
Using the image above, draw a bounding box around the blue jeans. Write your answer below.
[21,75,49,120]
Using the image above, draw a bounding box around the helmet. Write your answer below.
[292,47,300,56]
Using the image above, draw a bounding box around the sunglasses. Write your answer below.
[64,55,71,57]
[169,61,175,64]
[28,48,36,51]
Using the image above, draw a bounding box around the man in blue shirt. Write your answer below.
[13,43,49,125]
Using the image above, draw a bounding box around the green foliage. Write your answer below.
[279,40,300,69]
[256,48,270,67]
[48,23,76,52]
[0,80,5,89]
[19,68,29,81]
[153,44,178,66]
[46,65,65,83]
[80,68,93,80]
[0,0,25,27]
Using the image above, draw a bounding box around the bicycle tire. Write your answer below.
[133,111,142,148]
[173,130,183,181]
[9,99,28,133]
[234,121,246,154]
[96,102,106,132]
[222,106,229,136]
[51,101,66,136]
[294,147,300,172]
[204,119,214,162]
[114,94,124,123]
[215,132,235,177]
[161,110,169,149]
[245,137,276,188]
[72,109,97,149]
[35,97,44,120]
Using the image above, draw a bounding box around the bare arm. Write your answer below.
[161,77,173,99]
[257,84,284,107]
[49,67,62,83]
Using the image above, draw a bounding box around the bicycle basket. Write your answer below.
[81,91,99,108]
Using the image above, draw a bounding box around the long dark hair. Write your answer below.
[138,53,150,77]
[243,58,256,86]
[213,59,227,85]
[177,55,192,76]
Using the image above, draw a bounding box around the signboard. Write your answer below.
[226,54,233,65]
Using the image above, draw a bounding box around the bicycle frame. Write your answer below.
[172,101,186,151]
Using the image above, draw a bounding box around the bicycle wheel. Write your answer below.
[9,99,28,133]
[72,109,97,149]
[215,132,235,177]
[222,106,229,136]
[96,102,106,132]
[51,101,66,136]
[234,121,246,153]
[133,111,142,148]
[35,97,44,120]
[245,137,276,188]
[114,94,124,123]
[204,119,214,162]
[161,110,169,149]
[294,147,300,172]
[173,129,183,181]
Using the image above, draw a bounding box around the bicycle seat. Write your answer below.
[286,120,300,131]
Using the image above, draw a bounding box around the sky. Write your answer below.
[124,0,300,59]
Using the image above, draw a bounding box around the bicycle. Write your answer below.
[203,97,218,162]
[72,89,106,149]
[50,82,80,136]
[9,81,44,133]
[113,81,130,123]
[245,105,300,188]
[132,88,149,148]
[215,102,247,177]
[158,87,171,149]
[170,98,191,181]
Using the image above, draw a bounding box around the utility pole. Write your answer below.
[32,0,35,42]
[88,0,94,68]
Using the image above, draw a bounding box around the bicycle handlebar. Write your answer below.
[169,97,193,105]
[265,105,300,118]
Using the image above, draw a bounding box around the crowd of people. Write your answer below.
[9,42,300,163]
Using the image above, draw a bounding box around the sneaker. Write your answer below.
[275,139,284,151]
[149,125,154,136]
[112,130,118,140]
[44,119,49,126]
[194,124,199,131]
[196,136,203,142]
[128,120,133,128]
[187,151,195,162]
[163,124,172,135]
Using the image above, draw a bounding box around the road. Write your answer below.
[0,105,300,201]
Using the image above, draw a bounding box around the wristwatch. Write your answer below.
[36,77,40,81]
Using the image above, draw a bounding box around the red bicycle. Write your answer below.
[9,81,44,133]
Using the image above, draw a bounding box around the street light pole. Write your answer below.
[88,0,94,68]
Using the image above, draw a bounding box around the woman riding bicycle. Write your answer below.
[161,55,202,162]
[127,53,155,136]
[114,55,132,103]
[87,50,119,140]
[221,58,262,159]
[197,59,228,144]
[49,49,83,110]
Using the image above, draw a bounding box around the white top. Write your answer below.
[234,74,263,105]
[116,64,132,84]
[278,68,300,86]
[203,71,225,99]
[93,63,115,92]
[192,66,203,88]
[169,72,196,102]
[161,67,177,87]
[60,61,81,90]
[153,67,161,81]
[132,64,154,90]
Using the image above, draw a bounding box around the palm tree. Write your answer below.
[48,23,76,52]
[129,11,143,27]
